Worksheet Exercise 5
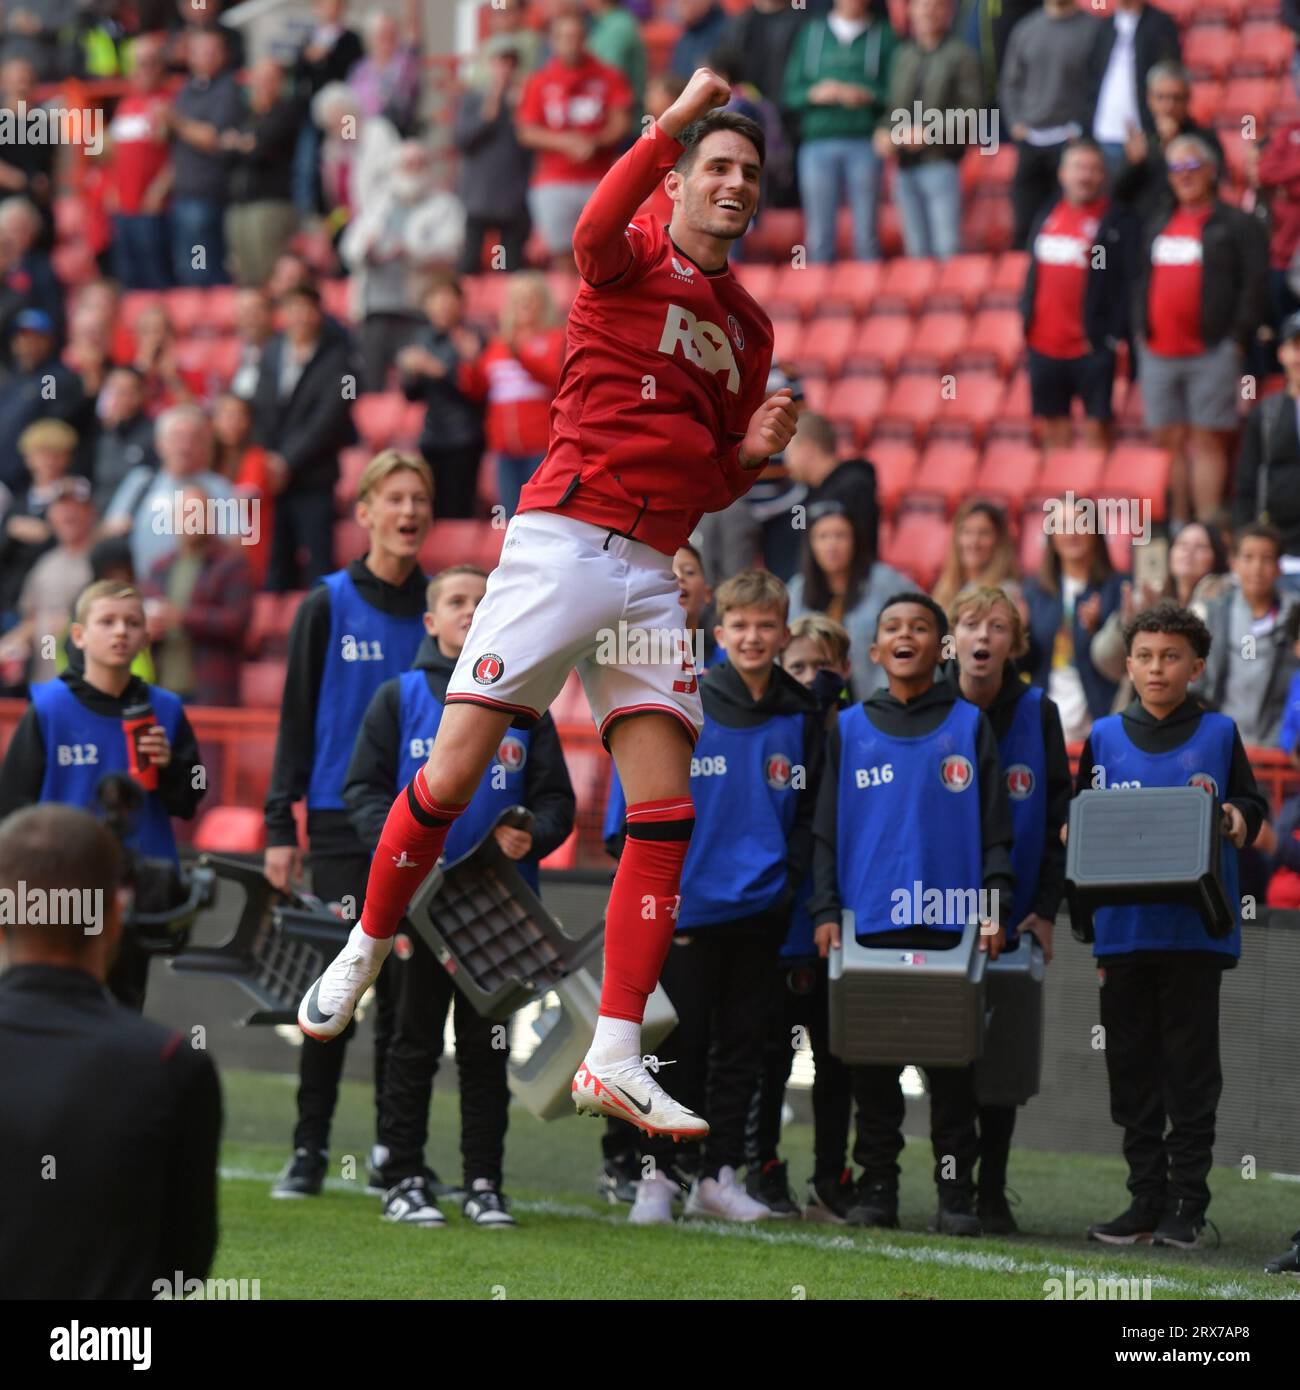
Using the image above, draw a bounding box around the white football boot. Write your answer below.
[683,1166,770,1222]
[628,1171,678,1226]
[572,1054,709,1141]
[298,924,392,1041]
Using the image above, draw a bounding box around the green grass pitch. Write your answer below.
[212,1069,1300,1301]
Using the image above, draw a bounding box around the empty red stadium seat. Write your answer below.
[881,512,951,589]
[771,317,806,365]
[928,254,996,312]
[240,661,286,710]
[769,263,833,319]
[246,590,304,658]
[1236,22,1294,75]
[1190,80,1225,126]
[193,805,266,852]
[824,376,888,446]
[353,393,407,449]
[961,193,1015,255]
[962,142,1016,193]
[420,520,505,573]
[164,287,208,336]
[1101,445,1172,522]
[876,200,904,259]
[974,442,1041,510]
[911,441,979,512]
[1035,447,1105,500]
[334,517,369,566]
[733,263,775,303]
[874,257,938,314]
[864,440,917,515]
[876,374,947,440]
[907,312,970,372]
[794,317,857,376]
[174,335,241,384]
[1183,24,1239,80]
[1218,77,1280,124]
[834,260,885,316]
[744,209,803,262]
[940,370,1005,438]
[848,315,915,375]
[966,309,1024,375]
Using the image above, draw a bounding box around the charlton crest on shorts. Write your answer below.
[940,753,973,792]
[497,735,527,772]
[472,652,505,685]
[765,753,792,789]
[1188,772,1219,796]
[1006,763,1035,800]
[394,932,414,962]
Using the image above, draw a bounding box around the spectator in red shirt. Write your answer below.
[516,7,633,270]
[459,271,566,520]
[1248,119,1300,331]
[105,35,173,292]
[1134,133,1269,524]
[1021,138,1138,449]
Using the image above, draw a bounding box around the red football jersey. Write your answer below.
[518,125,774,555]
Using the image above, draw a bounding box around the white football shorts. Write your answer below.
[444,510,703,746]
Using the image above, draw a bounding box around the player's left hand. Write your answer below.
[1221,802,1247,849]
[978,920,1005,960]
[739,387,798,468]
[136,726,172,769]
[494,826,533,860]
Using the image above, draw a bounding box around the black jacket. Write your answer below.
[263,559,429,853]
[947,665,1072,922]
[1021,196,1140,352]
[401,324,486,457]
[228,96,304,204]
[0,669,205,822]
[808,679,1014,931]
[1132,198,1270,351]
[1233,389,1300,555]
[1082,3,1181,138]
[1113,119,1225,226]
[0,964,221,1299]
[806,456,880,561]
[343,634,576,862]
[252,326,357,492]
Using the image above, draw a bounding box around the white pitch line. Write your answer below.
[222,1167,1299,1300]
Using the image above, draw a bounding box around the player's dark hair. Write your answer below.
[1122,600,1211,659]
[875,591,949,639]
[673,111,766,174]
[1232,521,1283,559]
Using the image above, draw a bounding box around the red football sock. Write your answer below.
[599,797,694,1022]
[358,775,467,940]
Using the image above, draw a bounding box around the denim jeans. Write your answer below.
[495,452,544,519]
[894,160,962,260]
[111,213,173,290]
[170,196,228,286]
[797,137,882,263]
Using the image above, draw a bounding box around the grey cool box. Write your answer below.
[828,913,988,1067]
[974,936,1046,1107]
[403,808,604,1022]
[1065,786,1234,942]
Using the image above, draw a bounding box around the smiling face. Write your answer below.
[870,602,941,686]
[357,467,433,561]
[954,599,1016,683]
[1166,139,1215,205]
[1126,629,1202,716]
[716,603,788,680]
[668,129,763,244]
[425,572,487,658]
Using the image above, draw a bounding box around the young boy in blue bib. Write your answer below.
[344,564,575,1228]
[629,569,824,1225]
[262,449,434,1199]
[948,585,1071,1234]
[0,579,204,1010]
[810,592,1013,1237]
[1077,601,1266,1250]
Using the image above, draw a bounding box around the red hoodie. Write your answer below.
[459,331,565,457]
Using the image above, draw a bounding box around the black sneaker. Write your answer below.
[932,1189,983,1237]
[745,1160,801,1218]
[463,1179,517,1228]
[805,1169,855,1224]
[382,1175,445,1226]
[369,1161,458,1199]
[1264,1232,1300,1275]
[845,1180,899,1229]
[978,1187,1020,1236]
[1152,1199,1207,1250]
[599,1152,640,1205]
[271,1147,327,1199]
[1087,1199,1162,1245]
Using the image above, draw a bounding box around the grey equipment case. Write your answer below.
[1065,786,1234,943]
[974,935,1046,1106]
[828,911,988,1067]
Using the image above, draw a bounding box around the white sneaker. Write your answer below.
[628,1172,677,1226]
[298,924,392,1041]
[572,1053,708,1141]
[684,1166,770,1222]
[381,1176,445,1227]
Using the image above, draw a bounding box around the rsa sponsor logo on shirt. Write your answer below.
[1006,763,1035,800]
[939,754,973,792]
[1151,234,1203,266]
[1033,232,1093,267]
[658,303,741,393]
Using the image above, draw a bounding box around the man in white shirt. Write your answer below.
[1085,0,1181,178]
